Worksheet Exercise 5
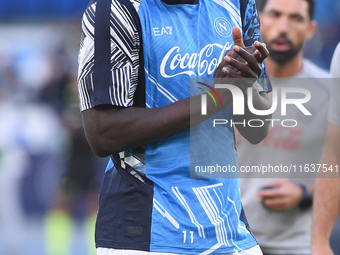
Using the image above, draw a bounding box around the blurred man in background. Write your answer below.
[236,0,330,254]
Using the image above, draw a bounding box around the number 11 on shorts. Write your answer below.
[183,230,194,243]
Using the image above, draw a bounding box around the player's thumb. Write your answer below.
[232,26,245,48]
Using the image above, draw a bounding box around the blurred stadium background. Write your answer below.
[0,0,339,255]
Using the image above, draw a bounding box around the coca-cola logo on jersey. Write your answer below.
[160,42,233,78]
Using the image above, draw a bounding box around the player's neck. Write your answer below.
[266,53,304,78]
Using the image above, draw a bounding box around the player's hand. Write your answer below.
[257,179,304,211]
[214,26,269,85]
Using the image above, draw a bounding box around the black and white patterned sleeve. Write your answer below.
[77,0,141,112]
[240,0,272,92]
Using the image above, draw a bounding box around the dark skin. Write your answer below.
[82,27,272,157]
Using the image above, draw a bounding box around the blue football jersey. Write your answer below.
[77,0,270,253]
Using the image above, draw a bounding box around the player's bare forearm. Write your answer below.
[82,92,233,157]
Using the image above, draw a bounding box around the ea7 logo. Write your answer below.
[200,84,312,116]
[153,26,172,36]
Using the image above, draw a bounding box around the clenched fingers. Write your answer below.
[254,41,269,63]
[224,54,259,78]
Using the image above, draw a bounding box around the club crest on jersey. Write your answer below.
[214,17,232,38]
